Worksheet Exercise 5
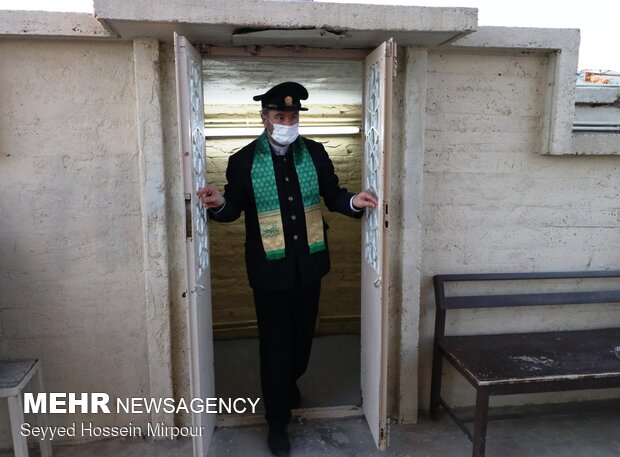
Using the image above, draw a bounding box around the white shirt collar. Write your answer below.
[268,141,290,156]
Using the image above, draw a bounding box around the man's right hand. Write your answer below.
[197,185,225,209]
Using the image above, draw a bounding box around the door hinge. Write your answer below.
[393,54,398,79]
[392,47,398,80]
[384,202,389,230]
[385,38,394,56]
[184,193,192,239]
[378,419,391,448]
[386,40,397,79]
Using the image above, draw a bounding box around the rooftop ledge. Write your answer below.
[92,0,477,47]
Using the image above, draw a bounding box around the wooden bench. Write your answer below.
[429,271,620,457]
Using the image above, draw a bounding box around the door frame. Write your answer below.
[196,43,394,440]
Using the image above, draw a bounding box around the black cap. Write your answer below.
[253,81,309,111]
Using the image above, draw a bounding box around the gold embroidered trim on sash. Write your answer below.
[258,209,286,260]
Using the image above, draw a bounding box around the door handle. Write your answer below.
[374,278,381,288]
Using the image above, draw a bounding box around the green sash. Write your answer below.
[251,131,325,260]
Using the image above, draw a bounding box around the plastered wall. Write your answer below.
[418,49,620,409]
[0,39,150,446]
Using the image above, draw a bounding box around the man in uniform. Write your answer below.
[197,81,377,456]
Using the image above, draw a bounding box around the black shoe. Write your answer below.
[267,427,290,456]
[290,383,301,409]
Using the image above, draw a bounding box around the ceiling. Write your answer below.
[203,59,363,105]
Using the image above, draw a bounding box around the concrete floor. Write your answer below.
[4,401,620,457]
[214,334,361,411]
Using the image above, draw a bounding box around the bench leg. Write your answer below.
[8,394,29,457]
[472,389,490,457]
[429,346,443,420]
[33,365,53,457]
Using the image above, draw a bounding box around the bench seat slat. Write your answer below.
[439,328,620,386]
[443,290,620,309]
[436,271,620,282]
[0,360,36,390]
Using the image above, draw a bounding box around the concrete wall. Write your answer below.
[418,48,620,409]
[0,39,150,446]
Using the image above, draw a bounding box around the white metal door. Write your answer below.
[360,39,394,450]
[174,32,216,457]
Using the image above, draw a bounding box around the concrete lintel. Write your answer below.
[449,25,580,51]
[91,0,476,46]
[94,0,477,33]
[0,10,115,39]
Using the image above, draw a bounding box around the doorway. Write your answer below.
[174,35,394,455]
[202,57,365,414]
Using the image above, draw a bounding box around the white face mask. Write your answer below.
[266,118,299,146]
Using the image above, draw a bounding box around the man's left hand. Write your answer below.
[353,190,378,209]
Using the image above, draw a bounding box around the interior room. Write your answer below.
[203,57,365,413]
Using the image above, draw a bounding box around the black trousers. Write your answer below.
[252,268,321,429]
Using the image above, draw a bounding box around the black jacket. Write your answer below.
[208,136,363,291]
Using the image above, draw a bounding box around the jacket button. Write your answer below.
[291,215,296,220]
[293,235,298,240]
[288,196,293,201]
[285,177,290,182]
